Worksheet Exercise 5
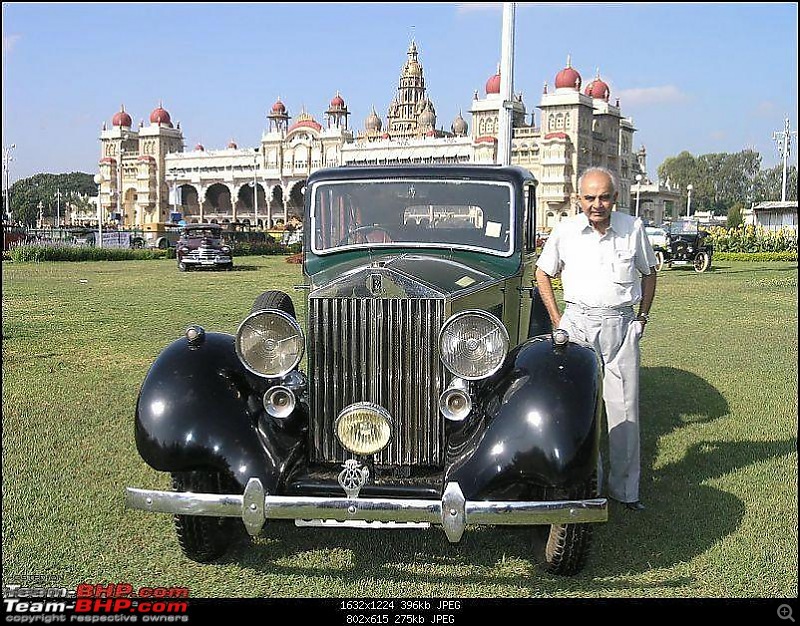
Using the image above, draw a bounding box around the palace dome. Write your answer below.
[485,69,501,95]
[149,103,172,126]
[112,105,132,128]
[555,57,582,90]
[584,74,610,100]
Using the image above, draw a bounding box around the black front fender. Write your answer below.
[135,332,304,493]
[446,337,602,500]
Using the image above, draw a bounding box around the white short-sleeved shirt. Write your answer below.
[536,211,657,308]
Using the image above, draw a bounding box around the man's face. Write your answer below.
[579,171,617,228]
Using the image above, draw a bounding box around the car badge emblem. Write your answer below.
[368,273,384,297]
[338,459,370,499]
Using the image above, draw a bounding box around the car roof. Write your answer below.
[306,164,537,187]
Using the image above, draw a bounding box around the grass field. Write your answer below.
[2,256,797,599]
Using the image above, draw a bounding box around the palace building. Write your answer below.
[97,42,673,230]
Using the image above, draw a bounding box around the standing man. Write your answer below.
[535,167,657,511]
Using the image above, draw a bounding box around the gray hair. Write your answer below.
[578,166,618,196]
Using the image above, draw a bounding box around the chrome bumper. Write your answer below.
[125,479,607,542]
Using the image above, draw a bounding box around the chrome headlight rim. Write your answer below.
[438,309,509,381]
[334,402,393,456]
[235,309,305,379]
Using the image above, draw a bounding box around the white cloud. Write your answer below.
[3,34,21,54]
[455,3,502,14]
[616,85,689,107]
[754,100,778,118]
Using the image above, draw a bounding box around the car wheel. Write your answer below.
[170,470,245,563]
[539,474,596,576]
[178,262,188,272]
[694,251,710,273]
[131,238,145,249]
[654,250,665,272]
[251,289,296,317]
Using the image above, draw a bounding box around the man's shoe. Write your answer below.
[624,500,646,511]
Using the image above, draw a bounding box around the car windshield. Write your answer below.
[182,228,220,239]
[668,221,700,235]
[311,179,514,256]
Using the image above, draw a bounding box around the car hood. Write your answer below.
[308,253,504,299]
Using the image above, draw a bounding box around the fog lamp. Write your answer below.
[335,403,392,456]
[263,385,296,419]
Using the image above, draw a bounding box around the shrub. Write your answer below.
[8,243,168,263]
[707,225,798,253]
[715,251,798,262]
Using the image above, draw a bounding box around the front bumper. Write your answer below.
[181,254,232,267]
[126,479,607,542]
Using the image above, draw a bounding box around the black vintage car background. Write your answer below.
[175,223,233,271]
[653,221,713,273]
[127,165,607,576]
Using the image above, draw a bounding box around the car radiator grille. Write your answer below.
[308,297,446,467]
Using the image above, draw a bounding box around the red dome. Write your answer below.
[381,132,390,139]
[585,77,610,100]
[555,66,582,90]
[112,106,132,128]
[330,93,345,108]
[195,143,205,151]
[271,98,286,113]
[227,140,238,149]
[288,111,322,133]
[485,72,501,95]
[149,104,172,125]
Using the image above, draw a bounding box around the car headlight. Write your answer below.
[235,310,304,378]
[335,402,392,455]
[439,310,509,380]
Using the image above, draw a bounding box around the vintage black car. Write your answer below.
[175,223,233,271]
[653,220,713,272]
[126,165,607,575]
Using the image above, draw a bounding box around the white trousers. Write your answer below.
[559,304,644,503]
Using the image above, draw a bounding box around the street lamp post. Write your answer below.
[168,174,179,223]
[54,188,63,228]
[252,150,259,228]
[635,174,643,218]
[94,173,105,248]
[117,147,125,226]
[3,143,16,222]
[686,184,693,219]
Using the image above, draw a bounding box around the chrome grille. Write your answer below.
[309,297,445,467]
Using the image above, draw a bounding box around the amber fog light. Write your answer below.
[439,380,472,422]
[236,310,304,379]
[263,386,296,419]
[335,403,392,456]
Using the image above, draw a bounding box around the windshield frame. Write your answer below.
[309,177,517,258]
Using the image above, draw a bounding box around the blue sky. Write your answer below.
[3,2,797,183]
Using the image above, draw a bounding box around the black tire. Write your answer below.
[131,238,145,249]
[171,470,244,563]
[654,250,665,272]
[694,251,710,273]
[540,475,596,576]
[251,290,295,317]
[178,261,188,272]
[157,238,169,250]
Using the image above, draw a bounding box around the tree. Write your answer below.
[754,164,798,202]
[8,172,96,226]
[726,202,744,228]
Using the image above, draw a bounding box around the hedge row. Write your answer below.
[714,251,798,262]
[5,241,302,263]
[706,225,798,253]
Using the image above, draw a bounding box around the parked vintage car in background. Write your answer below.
[126,165,607,575]
[653,220,713,272]
[131,222,181,250]
[175,223,233,271]
[645,225,668,249]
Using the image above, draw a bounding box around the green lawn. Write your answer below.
[2,256,797,598]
